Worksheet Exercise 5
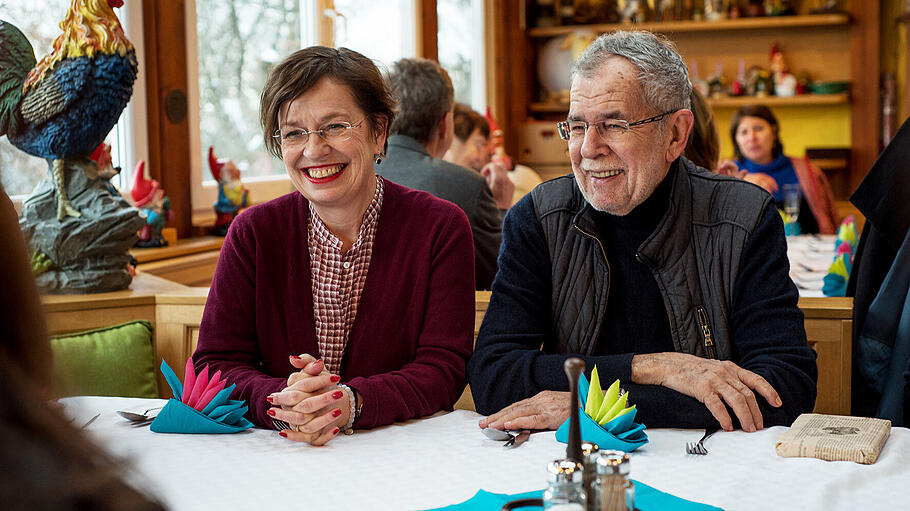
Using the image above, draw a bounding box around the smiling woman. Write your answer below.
[192,46,476,447]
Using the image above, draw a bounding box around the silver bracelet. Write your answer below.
[337,384,356,434]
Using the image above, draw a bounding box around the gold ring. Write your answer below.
[291,423,300,432]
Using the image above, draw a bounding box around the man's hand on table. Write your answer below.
[477,390,570,431]
[631,352,782,432]
[267,354,352,446]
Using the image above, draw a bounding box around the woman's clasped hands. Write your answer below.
[267,354,352,445]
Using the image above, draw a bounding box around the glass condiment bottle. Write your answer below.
[593,450,635,511]
[543,459,586,510]
[580,442,601,511]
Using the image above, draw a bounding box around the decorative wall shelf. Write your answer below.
[527,13,850,38]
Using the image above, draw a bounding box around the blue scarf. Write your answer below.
[737,152,798,202]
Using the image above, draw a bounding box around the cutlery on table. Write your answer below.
[481,427,532,448]
[117,406,162,424]
[686,427,719,455]
[81,412,101,429]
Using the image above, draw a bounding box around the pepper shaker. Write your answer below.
[593,450,634,511]
[543,459,586,510]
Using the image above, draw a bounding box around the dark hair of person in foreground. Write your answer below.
[0,185,164,511]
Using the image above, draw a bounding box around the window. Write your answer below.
[437,0,486,112]
[0,0,147,204]
[187,0,417,218]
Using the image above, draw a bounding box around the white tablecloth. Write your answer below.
[62,397,910,511]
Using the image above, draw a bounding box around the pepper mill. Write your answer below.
[564,357,585,465]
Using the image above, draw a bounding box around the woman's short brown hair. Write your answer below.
[730,104,783,161]
[452,103,490,142]
[260,46,397,159]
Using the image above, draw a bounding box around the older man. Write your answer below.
[379,59,505,290]
[468,31,817,432]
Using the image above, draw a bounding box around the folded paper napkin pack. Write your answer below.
[822,217,858,297]
[150,359,254,434]
[427,481,723,510]
[554,368,648,452]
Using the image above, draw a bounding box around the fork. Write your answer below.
[686,427,719,455]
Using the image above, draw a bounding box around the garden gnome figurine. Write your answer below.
[208,146,249,236]
[131,160,172,248]
[770,43,798,97]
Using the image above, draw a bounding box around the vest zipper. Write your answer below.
[696,305,716,359]
[573,224,610,353]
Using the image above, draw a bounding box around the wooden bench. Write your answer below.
[42,283,853,415]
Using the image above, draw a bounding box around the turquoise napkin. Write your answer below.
[426,480,723,510]
[150,359,254,434]
[554,373,648,452]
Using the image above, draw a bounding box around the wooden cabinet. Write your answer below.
[489,1,880,194]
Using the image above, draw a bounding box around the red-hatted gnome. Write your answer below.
[130,160,171,247]
[88,141,122,197]
[208,146,248,236]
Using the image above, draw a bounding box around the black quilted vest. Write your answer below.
[530,158,772,360]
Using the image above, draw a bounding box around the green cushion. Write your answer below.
[51,320,158,398]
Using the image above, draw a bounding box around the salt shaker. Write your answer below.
[593,450,634,511]
[580,442,601,511]
[543,459,586,510]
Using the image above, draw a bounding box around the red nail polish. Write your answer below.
[332,390,344,400]
[267,409,276,417]
[332,428,340,436]
[332,409,342,418]
[279,431,288,438]
[330,375,341,383]
[290,355,301,360]
[266,396,274,403]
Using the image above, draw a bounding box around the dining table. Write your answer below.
[63,396,910,511]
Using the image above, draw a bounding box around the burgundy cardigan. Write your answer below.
[193,180,475,429]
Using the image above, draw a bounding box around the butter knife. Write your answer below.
[505,429,530,448]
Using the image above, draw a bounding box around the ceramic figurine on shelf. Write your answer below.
[88,142,123,198]
[730,59,747,96]
[208,147,249,236]
[690,61,709,97]
[617,0,643,23]
[770,43,798,97]
[130,160,172,248]
[746,65,774,97]
[707,62,728,99]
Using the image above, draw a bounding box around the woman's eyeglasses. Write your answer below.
[556,109,679,143]
[272,119,364,147]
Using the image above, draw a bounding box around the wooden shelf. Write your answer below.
[527,13,850,38]
[529,93,848,114]
[130,236,224,264]
[708,92,849,108]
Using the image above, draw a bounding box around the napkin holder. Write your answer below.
[150,360,254,434]
[555,374,648,451]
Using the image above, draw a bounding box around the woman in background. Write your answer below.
[193,46,475,446]
[730,104,838,234]
[0,185,163,511]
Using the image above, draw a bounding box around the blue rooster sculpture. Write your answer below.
[0,0,137,220]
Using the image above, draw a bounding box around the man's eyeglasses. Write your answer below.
[272,119,364,147]
[556,109,680,143]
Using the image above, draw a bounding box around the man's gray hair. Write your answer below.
[572,31,692,113]
[386,58,455,145]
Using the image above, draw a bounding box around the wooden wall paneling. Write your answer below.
[489,0,531,158]
[417,0,438,60]
[155,290,208,398]
[850,0,882,193]
[142,1,193,238]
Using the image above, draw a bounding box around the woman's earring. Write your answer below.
[374,154,383,165]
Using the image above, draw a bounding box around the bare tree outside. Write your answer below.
[195,0,303,181]
[437,0,476,106]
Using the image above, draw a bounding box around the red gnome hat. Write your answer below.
[130,160,159,208]
[208,146,226,182]
[90,142,112,169]
[484,106,502,136]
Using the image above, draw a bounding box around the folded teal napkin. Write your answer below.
[426,480,723,510]
[554,373,648,452]
[150,359,254,434]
